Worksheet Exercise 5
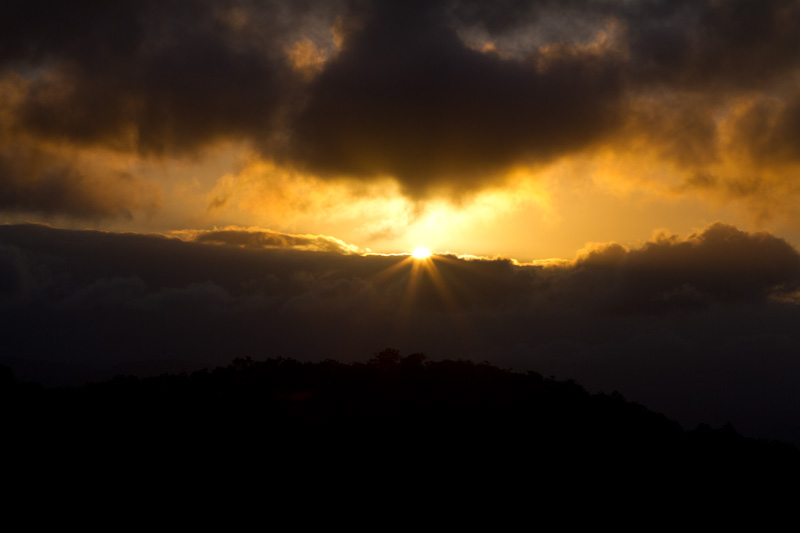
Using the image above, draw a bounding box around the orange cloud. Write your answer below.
[175,226,363,254]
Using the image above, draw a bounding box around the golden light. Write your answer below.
[412,246,432,259]
[369,245,464,321]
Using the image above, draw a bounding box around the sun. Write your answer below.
[412,246,432,259]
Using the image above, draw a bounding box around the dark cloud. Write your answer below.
[573,222,800,312]
[625,0,800,91]
[2,1,800,211]
[285,0,625,195]
[286,0,800,199]
[452,0,800,91]
[5,0,302,155]
[185,227,360,254]
[2,222,800,443]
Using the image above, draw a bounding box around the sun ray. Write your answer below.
[419,257,458,312]
[365,250,487,350]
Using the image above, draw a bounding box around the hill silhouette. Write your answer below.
[4,349,799,510]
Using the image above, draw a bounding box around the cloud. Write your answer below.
[283,0,626,196]
[177,226,362,254]
[573,222,800,312]
[624,0,800,91]
[1,0,307,155]
[0,141,161,219]
[723,93,800,166]
[2,1,800,217]
[282,0,800,206]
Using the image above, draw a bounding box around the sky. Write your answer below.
[3,0,800,443]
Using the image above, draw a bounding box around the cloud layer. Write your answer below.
[2,1,800,216]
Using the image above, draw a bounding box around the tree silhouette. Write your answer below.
[369,348,402,369]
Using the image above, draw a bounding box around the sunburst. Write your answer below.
[412,246,432,259]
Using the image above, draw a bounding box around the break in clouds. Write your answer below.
[1,0,800,215]
[2,222,800,443]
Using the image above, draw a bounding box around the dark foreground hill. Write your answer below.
[4,350,799,512]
